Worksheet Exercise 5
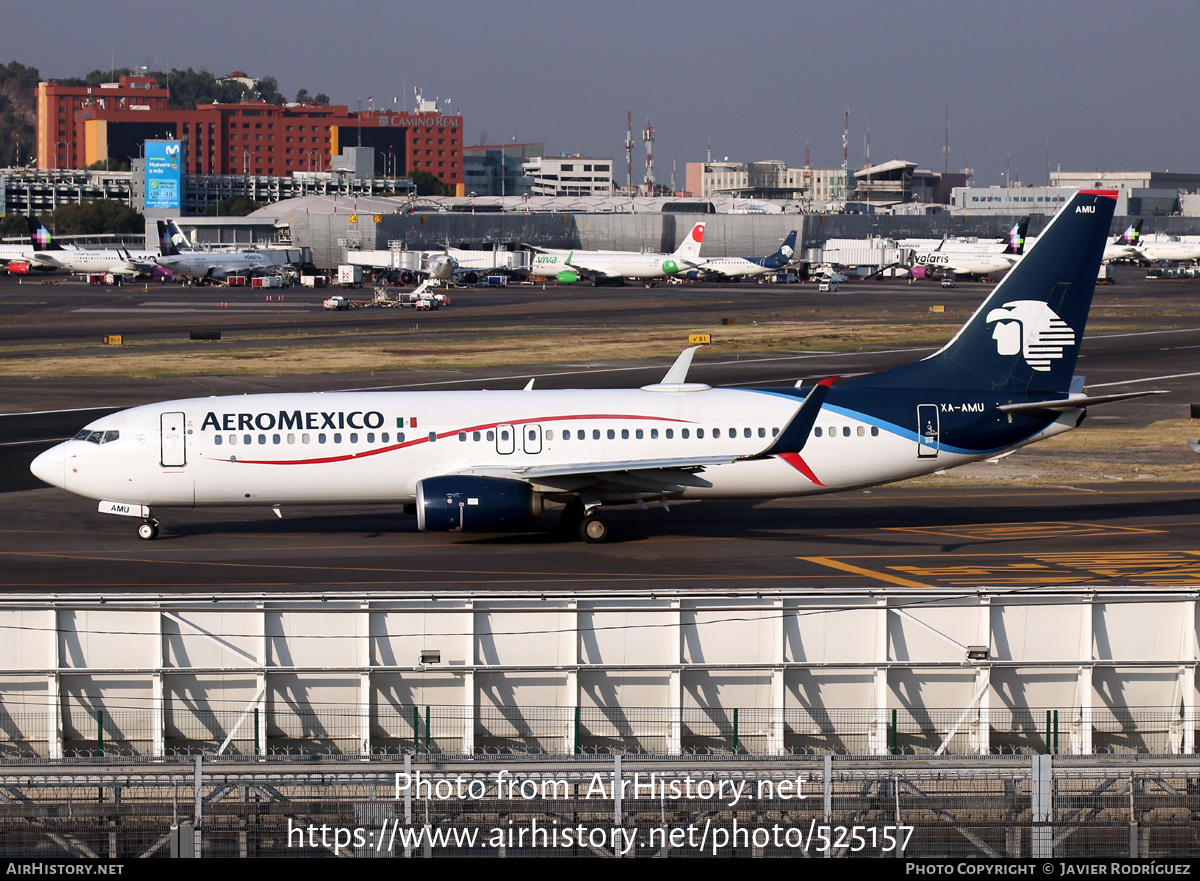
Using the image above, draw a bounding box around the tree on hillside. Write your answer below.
[42,201,143,236]
[204,196,263,217]
[255,76,283,104]
[0,214,30,240]
[409,170,450,197]
[0,61,39,168]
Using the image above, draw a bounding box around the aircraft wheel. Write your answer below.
[579,512,610,544]
[138,520,159,541]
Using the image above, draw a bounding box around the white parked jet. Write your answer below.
[527,223,705,285]
[24,218,159,277]
[691,230,797,280]
[32,190,1155,543]
[1133,234,1200,264]
[908,218,1029,280]
[153,221,272,280]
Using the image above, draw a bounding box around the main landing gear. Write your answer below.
[560,499,611,543]
[137,518,159,541]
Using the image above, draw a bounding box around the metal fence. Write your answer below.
[0,705,1192,759]
[0,754,1195,858]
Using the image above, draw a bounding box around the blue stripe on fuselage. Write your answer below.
[743,386,1055,456]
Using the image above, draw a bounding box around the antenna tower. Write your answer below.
[642,118,655,194]
[944,105,949,174]
[842,111,848,172]
[624,112,634,193]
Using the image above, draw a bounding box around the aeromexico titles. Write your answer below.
[31,189,1157,543]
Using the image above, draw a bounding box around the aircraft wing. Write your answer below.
[560,255,612,279]
[449,454,741,494]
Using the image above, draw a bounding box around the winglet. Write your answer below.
[745,377,837,459]
[660,346,702,384]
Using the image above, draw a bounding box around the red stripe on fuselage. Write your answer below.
[206,413,695,466]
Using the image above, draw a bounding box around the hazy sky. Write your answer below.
[5,0,1198,185]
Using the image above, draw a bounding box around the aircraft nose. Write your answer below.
[30,444,65,489]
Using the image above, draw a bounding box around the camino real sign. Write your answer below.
[144,141,184,210]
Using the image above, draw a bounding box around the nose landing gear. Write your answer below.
[137,519,159,541]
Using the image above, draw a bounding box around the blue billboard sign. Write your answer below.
[145,141,183,210]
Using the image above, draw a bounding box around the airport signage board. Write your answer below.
[145,141,183,210]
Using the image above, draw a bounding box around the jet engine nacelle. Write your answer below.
[415,476,542,532]
[556,270,579,284]
[6,262,31,275]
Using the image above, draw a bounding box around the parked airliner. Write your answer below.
[24,218,160,277]
[691,230,797,280]
[908,217,1029,279]
[153,221,272,280]
[31,190,1151,543]
[527,223,705,285]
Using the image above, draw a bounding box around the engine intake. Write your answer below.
[416,476,541,532]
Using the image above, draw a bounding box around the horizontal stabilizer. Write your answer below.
[997,390,1167,414]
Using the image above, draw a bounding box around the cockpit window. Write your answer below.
[74,429,119,444]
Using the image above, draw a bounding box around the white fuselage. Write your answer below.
[33,387,1077,513]
[696,257,777,278]
[156,250,269,279]
[32,248,160,276]
[909,248,1019,276]
[1135,239,1200,263]
[527,250,685,280]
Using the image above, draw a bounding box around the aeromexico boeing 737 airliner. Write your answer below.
[32,190,1153,543]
